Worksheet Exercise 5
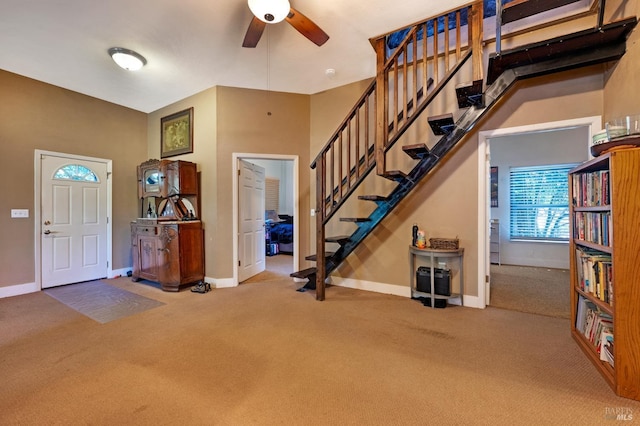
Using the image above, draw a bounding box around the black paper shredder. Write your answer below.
[416,267,451,296]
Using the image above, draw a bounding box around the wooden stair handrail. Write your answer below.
[311,80,376,170]
[305,1,635,302]
[311,2,485,300]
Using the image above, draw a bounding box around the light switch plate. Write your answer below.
[11,209,29,218]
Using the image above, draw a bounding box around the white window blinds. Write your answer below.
[265,178,280,213]
[509,164,576,241]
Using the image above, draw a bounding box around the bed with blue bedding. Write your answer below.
[266,212,294,254]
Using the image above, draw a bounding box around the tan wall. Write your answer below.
[147,86,310,281]
[0,70,147,287]
[603,0,640,119]
[216,87,311,278]
[307,22,611,298]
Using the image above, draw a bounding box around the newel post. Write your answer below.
[315,153,326,301]
[374,37,388,176]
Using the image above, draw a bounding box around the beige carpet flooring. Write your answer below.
[490,264,570,319]
[1,270,638,425]
[242,254,294,284]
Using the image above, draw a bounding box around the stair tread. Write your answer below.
[325,235,351,244]
[402,144,430,160]
[428,113,455,136]
[340,217,372,222]
[358,195,388,201]
[305,252,335,261]
[455,80,484,108]
[381,170,408,182]
[290,267,317,279]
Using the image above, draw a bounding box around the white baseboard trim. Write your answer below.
[208,276,301,288]
[209,277,236,288]
[459,294,483,309]
[109,267,131,279]
[329,276,410,298]
[329,276,483,309]
[0,282,39,298]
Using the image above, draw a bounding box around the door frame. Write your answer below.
[232,153,299,287]
[476,116,601,308]
[34,150,113,290]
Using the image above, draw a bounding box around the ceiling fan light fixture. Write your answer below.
[248,0,290,24]
[108,47,147,71]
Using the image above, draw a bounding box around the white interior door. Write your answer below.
[238,159,265,282]
[41,155,108,288]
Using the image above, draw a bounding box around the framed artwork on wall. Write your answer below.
[161,107,193,158]
[490,166,498,207]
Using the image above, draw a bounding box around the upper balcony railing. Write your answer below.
[371,0,484,174]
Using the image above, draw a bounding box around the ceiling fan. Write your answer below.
[242,0,329,48]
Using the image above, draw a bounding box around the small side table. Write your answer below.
[409,246,464,308]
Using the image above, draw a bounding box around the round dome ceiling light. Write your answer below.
[108,47,147,71]
[248,0,291,23]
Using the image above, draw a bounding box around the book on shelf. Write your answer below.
[572,170,610,207]
[576,295,590,334]
[574,247,613,305]
[600,329,614,367]
[576,295,613,354]
[573,211,611,246]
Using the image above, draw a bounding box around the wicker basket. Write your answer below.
[429,237,459,250]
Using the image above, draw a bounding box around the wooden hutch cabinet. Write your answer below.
[131,159,204,291]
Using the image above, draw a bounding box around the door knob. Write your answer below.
[43,230,51,235]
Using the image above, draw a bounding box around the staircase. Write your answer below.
[292,0,638,301]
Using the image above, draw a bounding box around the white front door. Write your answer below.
[238,159,265,282]
[41,155,108,288]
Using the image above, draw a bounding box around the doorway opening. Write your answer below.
[477,116,601,309]
[232,153,299,286]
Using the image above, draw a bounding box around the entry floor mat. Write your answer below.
[45,280,165,324]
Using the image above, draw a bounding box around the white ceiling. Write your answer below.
[0,0,469,113]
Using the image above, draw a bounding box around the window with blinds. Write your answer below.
[265,178,280,213]
[509,164,577,241]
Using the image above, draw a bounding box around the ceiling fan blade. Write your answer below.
[242,16,267,48]
[285,7,329,46]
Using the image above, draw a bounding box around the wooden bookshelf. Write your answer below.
[569,144,640,401]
